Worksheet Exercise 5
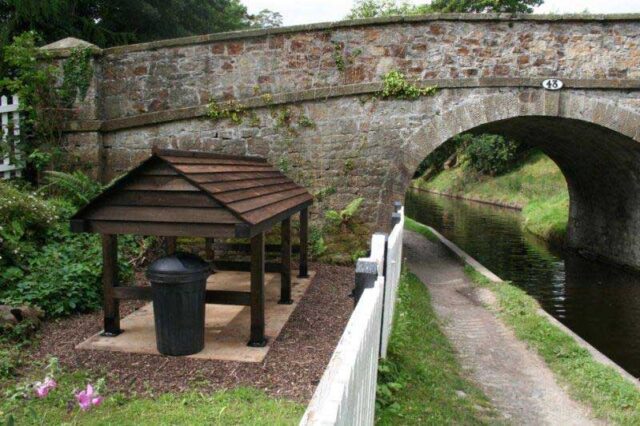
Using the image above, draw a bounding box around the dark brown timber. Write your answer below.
[280,217,292,304]
[299,207,309,278]
[101,234,121,336]
[165,236,177,255]
[249,232,266,347]
[112,287,251,306]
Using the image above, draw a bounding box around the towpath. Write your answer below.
[404,230,603,425]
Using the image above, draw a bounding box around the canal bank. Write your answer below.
[406,190,640,379]
[403,230,601,425]
[404,227,640,424]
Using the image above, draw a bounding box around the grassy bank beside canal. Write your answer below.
[465,267,640,425]
[376,270,497,425]
[412,151,569,246]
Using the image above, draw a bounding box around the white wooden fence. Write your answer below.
[380,204,404,358]
[0,94,21,179]
[300,204,405,426]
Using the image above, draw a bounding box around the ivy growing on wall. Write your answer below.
[0,31,95,182]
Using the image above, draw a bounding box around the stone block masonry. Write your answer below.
[45,14,640,268]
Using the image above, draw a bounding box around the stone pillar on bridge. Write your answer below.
[40,37,104,182]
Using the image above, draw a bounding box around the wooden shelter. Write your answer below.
[71,149,313,347]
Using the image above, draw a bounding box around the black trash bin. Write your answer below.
[146,252,210,356]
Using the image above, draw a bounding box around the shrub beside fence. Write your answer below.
[301,204,405,426]
[0,94,21,179]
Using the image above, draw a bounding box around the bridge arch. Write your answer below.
[402,91,640,268]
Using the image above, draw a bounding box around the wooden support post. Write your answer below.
[248,232,267,347]
[165,236,177,255]
[298,207,309,278]
[101,234,122,336]
[205,237,215,261]
[279,217,292,304]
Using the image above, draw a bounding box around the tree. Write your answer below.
[348,1,428,19]
[428,0,543,13]
[249,9,283,28]
[0,0,255,49]
[347,0,543,18]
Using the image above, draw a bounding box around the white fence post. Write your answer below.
[380,204,405,358]
[300,204,405,425]
[0,94,22,179]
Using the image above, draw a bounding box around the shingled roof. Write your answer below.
[71,149,313,238]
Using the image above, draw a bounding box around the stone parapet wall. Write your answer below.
[95,15,640,121]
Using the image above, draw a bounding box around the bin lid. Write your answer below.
[146,252,210,284]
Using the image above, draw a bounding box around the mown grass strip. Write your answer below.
[1,369,303,426]
[376,271,497,425]
[465,266,640,425]
[404,217,439,242]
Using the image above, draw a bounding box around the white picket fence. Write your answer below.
[0,94,21,179]
[300,204,405,426]
[380,205,404,358]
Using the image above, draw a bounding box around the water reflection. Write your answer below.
[405,189,640,377]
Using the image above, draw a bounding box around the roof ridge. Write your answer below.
[153,147,268,163]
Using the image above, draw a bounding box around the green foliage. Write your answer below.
[428,0,543,13]
[347,0,542,19]
[42,170,102,207]
[376,271,496,424]
[325,197,364,231]
[60,47,94,104]
[414,150,569,243]
[343,159,354,174]
[309,226,327,257]
[0,32,95,177]
[332,42,346,72]
[275,107,293,129]
[0,1,254,52]
[0,348,20,380]
[207,99,246,124]
[297,114,316,129]
[0,181,145,317]
[464,134,519,175]
[465,266,640,425]
[312,186,336,202]
[1,374,304,426]
[347,0,429,19]
[404,217,438,242]
[379,70,437,100]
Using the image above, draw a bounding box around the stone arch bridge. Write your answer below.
[51,14,640,268]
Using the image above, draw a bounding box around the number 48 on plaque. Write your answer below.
[542,79,564,91]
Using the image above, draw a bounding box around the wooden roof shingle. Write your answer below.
[71,149,313,238]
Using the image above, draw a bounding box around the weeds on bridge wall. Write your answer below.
[379,70,437,100]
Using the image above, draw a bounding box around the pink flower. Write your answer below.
[75,384,103,411]
[34,377,57,398]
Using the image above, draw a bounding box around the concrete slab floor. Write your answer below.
[76,270,315,363]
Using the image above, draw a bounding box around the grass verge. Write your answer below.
[465,266,640,425]
[413,150,569,244]
[1,369,304,425]
[404,217,439,242]
[376,271,497,425]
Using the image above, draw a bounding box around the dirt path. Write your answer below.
[404,230,603,425]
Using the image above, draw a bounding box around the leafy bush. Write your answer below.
[43,170,103,207]
[0,181,144,317]
[464,134,519,176]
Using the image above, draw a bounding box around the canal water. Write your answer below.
[405,189,640,378]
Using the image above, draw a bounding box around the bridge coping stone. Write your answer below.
[96,13,640,56]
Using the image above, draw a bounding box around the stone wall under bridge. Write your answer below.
[49,14,640,268]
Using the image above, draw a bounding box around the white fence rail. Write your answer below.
[0,94,21,179]
[301,203,405,426]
